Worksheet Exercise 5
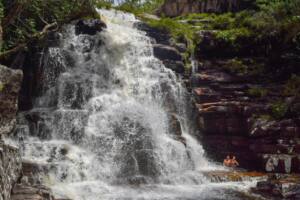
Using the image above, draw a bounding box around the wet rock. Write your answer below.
[249,118,300,138]
[202,170,267,183]
[11,184,54,200]
[169,114,182,137]
[162,60,185,74]
[252,174,300,199]
[193,87,221,103]
[135,22,186,74]
[0,143,22,200]
[191,69,241,86]
[134,22,171,45]
[21,160,48,185]
[0,65,23,136]
[75,19,106,35]
[153,44,182,61]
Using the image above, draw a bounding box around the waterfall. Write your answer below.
[12,9,257,200]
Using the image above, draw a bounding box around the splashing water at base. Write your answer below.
[12,9,260,200]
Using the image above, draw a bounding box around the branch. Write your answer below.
[32,22,58,38]
[0,44,27,60]
[0,22,58,61]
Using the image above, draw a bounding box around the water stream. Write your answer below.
[12,9,260,200]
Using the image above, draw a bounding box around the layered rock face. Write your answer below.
[0,65,23,200]
[0,65,23,135]
[158,0,255,17]
[191,62,300,173]
[0,143,22,200]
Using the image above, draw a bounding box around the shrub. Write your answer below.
[116,0,164,15]
[247,87,268,97]
[1,0,98,51]
[0,82,4,92]
[216,27,252,44]
[271,101,288,120]
[223,58,248,75]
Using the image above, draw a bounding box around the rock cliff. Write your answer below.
[138,16,300,174]
[158,0,255,17]
[0,65,23,136]
[0,65,23,200]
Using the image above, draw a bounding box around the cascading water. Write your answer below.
[12,9,259,200]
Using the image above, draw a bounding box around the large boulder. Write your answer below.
[0,65,23,136]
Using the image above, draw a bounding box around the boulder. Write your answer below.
[0,65,23,136]
[75,19,107,35]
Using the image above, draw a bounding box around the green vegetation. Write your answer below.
[247,87,268,98]
[271,101,289,120]
[140,0,300,69]
[223,58,248,75]
[116,0,164,15]
[95,0,113,9]
[144,17,197,63]
[1,0,98,52]
[0,1,3,21]
[0,82,4,92]
[283,74,300,97]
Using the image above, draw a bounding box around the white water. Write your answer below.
[13,9,258,200]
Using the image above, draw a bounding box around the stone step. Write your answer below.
[190,70,243,86]
[202,170,268,183]
[11,184,54,200]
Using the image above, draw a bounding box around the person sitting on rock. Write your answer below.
[230,156,239,168]
[223,155,231,167]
